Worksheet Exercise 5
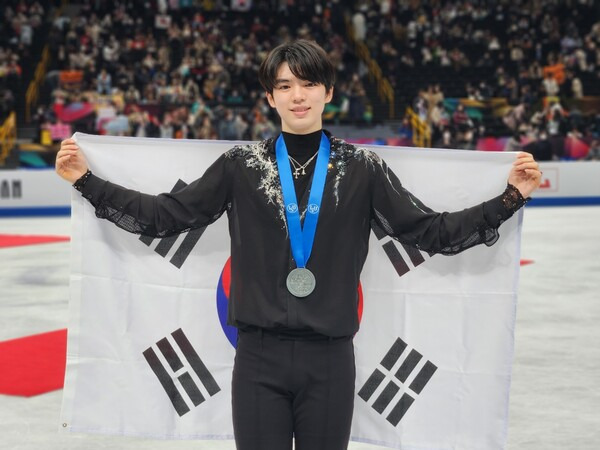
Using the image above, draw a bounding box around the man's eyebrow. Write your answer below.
[274,78,291,84]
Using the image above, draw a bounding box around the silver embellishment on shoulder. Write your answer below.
[227,141,287,228]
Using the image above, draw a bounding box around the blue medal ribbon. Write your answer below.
[275,132,330,269]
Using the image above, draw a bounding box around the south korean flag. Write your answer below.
[61,134,521,450]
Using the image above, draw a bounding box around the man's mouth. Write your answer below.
[291,107,310,116]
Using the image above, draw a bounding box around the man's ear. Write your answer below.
[265,91,276,108]
[325,87,334,104]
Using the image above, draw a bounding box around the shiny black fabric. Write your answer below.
[78,133,520,337]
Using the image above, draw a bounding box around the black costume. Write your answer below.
[74,131,526,449]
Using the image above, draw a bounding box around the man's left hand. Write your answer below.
[508,152,542,198]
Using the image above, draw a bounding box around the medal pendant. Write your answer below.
[286,268,316,298]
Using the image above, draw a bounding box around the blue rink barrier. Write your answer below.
[528,197,600,207]
[0,206,71,217]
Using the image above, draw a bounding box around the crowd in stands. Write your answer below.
[354,0,599,96]
[406,81,600,159]
[351,0,600,158]
[1,0,47,123]
[3,0,600,161]
[33,0,370,143]
[404,79,600,158]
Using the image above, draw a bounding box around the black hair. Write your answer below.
[258,39,335,95]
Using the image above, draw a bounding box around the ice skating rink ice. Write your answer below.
[1,206,598,450]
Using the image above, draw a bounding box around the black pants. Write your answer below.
[232,329,356,450]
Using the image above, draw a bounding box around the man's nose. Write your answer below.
[291,85,305,102]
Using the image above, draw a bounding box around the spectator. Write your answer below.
[351,8,366,42]
[159,112,174,139]
[97,69,112,95]
[437,128,455,149]
[251,112,276,141]
[423,84,444,120]
[218,109,241,141]
[503,103,528,132]
[348,73,368,124]
[584,140,600,161]
[452,104,472,133]
[412,89,428,122]
[504,131,523,152]
[547,109,563,136]
[542,73,559,97]
[429,101,450,142]
[130,108,159,138]
[571,76,583,99]
[196,115,217,140]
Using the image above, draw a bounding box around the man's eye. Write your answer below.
[306,82,317,87]
[278,85,290,90]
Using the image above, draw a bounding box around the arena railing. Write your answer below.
[406,107,431,148]
[25,46,50,124]
[0,112,17,166]
[344,16,395,120]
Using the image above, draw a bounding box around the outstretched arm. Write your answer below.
[55,137,231,238]
[370,152,541,255]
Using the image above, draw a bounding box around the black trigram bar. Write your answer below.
[141,225,206,269]
[401,242,425,267]
[371,222,387,240]
[178,372,205,407]
[139,179,188,248]
[138,179,205,268]
[154,234,179,257]
[409,361,437,394]
[142,347,190,417]
[373,221,426,267]
[372,222,428,277]
[156,337,184,372]
[386,393,415,426]
[139,234,154,246]
[358,369,385,402]
[381,338,407,371]
[170,226,207,269]
[395,349,423,383]
[372,381,400,414]
[171,328,220,396]
[382,241,410,277]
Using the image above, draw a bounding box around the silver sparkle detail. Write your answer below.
[226,141,287,227]
[329,138,385,207]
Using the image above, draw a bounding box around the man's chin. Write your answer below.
[282,118,322,135]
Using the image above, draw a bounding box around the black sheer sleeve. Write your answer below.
[76,153,232,238]
[370,157,527,255]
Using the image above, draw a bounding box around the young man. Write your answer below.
[56,40,541,450]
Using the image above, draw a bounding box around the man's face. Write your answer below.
[265,62,333,134]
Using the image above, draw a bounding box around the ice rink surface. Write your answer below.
[1,206,599,449]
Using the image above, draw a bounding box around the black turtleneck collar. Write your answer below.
[281,129,323,161]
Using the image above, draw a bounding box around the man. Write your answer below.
[56,40,541,450]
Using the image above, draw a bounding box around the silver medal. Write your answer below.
[286,268,316,298]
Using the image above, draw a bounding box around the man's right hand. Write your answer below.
[56,138,89,184]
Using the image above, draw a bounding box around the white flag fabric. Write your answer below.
[60,133,522,449]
